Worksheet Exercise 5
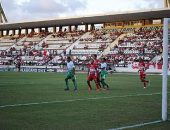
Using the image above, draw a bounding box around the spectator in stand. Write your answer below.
[69,49,71,55]
[16,59,21,72]
[63,49,66,56]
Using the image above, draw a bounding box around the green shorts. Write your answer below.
[66,71,75,80]
[101,75,106,79]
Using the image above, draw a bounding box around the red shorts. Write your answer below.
[88,74,97,81]
[140,74,146,80]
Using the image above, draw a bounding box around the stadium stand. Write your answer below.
[0,25,165,66]
[107,25,163,67]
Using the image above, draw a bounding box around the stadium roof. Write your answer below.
[0,8,170,30]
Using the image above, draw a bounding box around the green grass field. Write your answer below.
[0,72,169,130]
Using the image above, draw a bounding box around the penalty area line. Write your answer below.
[109,120,163,130]
[0,92,165,108]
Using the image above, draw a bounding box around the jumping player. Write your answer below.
[87,59,100,91]
[64,56,77,91]
[92,54,102,88]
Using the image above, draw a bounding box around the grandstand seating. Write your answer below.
[0,36,16,51]
[71,29,120,55]
[0,25,166,66]
[107,26,163,66]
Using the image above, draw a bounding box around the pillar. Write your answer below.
[68,25,72,32]
[74,25,78,31]
[59,26,62,32]
[45,27,48,32]
[85,24,88,32]
[53,27,56,33]
[90,24,95,31]
[38,28,42,33]
[25,29,28,35]
[18,29,21,35]
[6,30,9,36]
[12,30,15,35]
[0,31,3,37]
[31,28,35,33]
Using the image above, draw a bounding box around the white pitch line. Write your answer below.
[109,120,163,130]
[0,92,164,108]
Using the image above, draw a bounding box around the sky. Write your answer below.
[1,0,164,23]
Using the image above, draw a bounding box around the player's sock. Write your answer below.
[103,81,109,88]
[144,81,147,88]
[87,80,92,90]
[98,80,102,88]
[65,78,69,90]
[144,79,149,88]
[72,79,77,90]
[106,83,109,89]
[101,79,106,88]
[94,80,100,90]
[147,80,150,86]
[101,79,109,89]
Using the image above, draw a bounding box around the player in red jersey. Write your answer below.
[87,59,100,91]
[138,58,145,69]
[92,54,102,88]
[138,58,149,88]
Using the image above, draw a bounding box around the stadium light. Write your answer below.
[164,0,170,8]
[0,1,8,23]
[162,18,170,121]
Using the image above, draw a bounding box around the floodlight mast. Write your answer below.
[162,18,170,121]
[0,1,8,23]
[164,0,170,8]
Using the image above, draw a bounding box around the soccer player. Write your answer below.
[64,56,77,91]
[87,59,100,91]
[92,54,102,88]
[100,58,109,89]
[138,58,149,88]
[138,57,145,69]
[138,67,149,88]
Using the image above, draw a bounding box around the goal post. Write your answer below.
[162,18,170,121]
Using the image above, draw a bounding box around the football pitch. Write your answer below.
[0,72,169,130]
